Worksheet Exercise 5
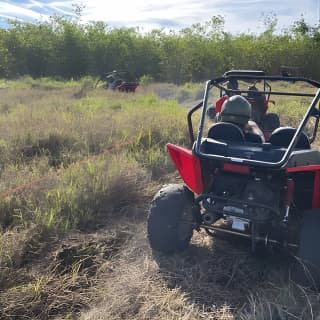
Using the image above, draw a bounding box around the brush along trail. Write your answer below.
[1,189,318,320]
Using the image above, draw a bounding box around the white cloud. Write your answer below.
[79,0,320,33]
[24,1,44,9]
[0,2,46,20]
[47,1,74,16]
[0,0,318,33]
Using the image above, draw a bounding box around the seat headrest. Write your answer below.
[208,122,245,142]
[269,127,310,149]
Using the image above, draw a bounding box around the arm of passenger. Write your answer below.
[245,121,265,143]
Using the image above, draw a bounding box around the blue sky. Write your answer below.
[0,0,319,34]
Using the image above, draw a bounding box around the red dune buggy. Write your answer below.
[96,70,139,92]
[148,70,320,288]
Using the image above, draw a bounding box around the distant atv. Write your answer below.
[148,70,320,289]
[96,70,139,92]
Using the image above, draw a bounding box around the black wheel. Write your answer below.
[294,210,320,289]
[147,184,195,254]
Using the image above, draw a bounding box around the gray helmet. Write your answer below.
[220,95,251,125]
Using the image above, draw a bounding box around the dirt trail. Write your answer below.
[80,222,235,320]
[78,218,297,320]
[1,194,319,319]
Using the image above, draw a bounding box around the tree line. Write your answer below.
[0,14,319,83]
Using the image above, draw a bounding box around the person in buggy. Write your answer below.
[210,79,239,118]
[207,79,280,142]
[210,94,265,143]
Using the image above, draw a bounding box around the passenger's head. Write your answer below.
[227,79,238,90]
[226,79,239,96]
[220,95,252,125]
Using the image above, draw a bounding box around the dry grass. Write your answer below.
[0,223,133,319]
[80,224,320,320]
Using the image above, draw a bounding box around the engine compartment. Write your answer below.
[201,171,285,232]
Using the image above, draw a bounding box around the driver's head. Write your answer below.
[220,95,251,125]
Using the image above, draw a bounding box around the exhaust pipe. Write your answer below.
[201,224,298,248]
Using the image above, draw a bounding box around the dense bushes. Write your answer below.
[1,15,320,82]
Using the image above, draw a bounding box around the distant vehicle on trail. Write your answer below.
[96,70,139,92]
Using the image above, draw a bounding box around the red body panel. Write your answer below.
[167,144,203,194]
[117,82,139,92]
[287,165,320,208]
[215,96,228,112]
[167,142,320,208]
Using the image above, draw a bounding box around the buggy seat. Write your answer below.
[208,122,244,142]
[208,122,263,144]
[269,127,310,149]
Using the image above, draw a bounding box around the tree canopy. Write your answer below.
[0,14,320,82]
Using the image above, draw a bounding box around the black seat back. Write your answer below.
[269,127,310,149]
[208,122,245,142]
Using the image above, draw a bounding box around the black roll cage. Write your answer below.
[187,71,320,169]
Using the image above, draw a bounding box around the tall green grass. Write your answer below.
[0,79,191,234]
[1,78,318,233]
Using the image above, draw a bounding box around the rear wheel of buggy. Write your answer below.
[294,210,320,289]
[147,184,195,254]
